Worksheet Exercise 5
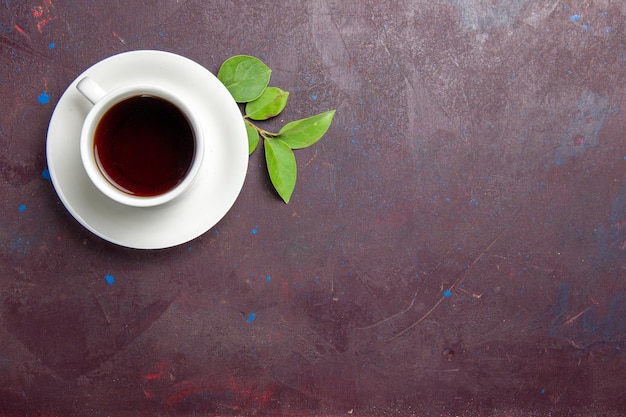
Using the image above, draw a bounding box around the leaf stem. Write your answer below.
[246,119,279,139]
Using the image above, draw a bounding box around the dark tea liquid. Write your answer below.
[94,95,195,197]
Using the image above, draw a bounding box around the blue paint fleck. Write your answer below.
[570,14,581,22]
[18,204,26,212]
[48,42,55,49]
[41,168,51,180]
[443,290,452,298]
[187,246,193,251]
[470,197,479,206]
[266,275,271,282]
[104,274,115,286]
[247,313,256,323]
[37,91,50,105]
[251,226,258,234]
[311,94,317,100]
[582,24,588,30]
[541,388,546,394]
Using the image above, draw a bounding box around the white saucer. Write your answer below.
[46,50,248,249]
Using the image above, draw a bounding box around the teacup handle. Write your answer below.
[76,77,106,105]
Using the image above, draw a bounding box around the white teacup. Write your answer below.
[77,77,204,207]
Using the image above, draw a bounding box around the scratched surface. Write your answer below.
[1,0,625,416]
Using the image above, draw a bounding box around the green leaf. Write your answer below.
[276,110,336,149]
[217,55,271,103]
[264,137,297,203]
[245,87,289,120]
[245,120,259,154]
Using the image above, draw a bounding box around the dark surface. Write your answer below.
[1,1,625,416]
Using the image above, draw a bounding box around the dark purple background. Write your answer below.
[1,1,625,416]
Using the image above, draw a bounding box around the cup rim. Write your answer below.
[80,84,205,208]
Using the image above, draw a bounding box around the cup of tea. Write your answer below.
[76,77,204,207]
